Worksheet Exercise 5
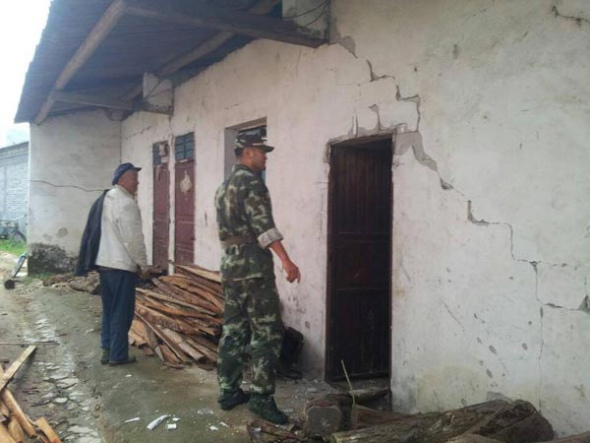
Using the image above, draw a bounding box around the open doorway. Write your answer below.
[326,137,393,380]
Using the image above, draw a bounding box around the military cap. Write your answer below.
[235,132,274,152]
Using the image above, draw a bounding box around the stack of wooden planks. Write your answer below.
[130,263,224,370]
[1,346,63,443]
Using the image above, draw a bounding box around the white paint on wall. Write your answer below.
[119,0,590,434]
[29,110,121,254]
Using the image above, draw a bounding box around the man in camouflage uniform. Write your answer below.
[215,132,301,424]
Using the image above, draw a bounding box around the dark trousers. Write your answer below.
[99,269,137,363]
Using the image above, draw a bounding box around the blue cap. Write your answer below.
[112,162,141,185]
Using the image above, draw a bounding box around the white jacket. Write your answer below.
[95,186,148,273]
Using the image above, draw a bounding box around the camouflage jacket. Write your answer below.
[215,164,283,282]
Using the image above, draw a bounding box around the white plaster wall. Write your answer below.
[121,0,590,434]
[30,110,121,254]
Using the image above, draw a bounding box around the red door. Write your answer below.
[174,133,195,265]
[152,143,170,269]
[327,138,392,380]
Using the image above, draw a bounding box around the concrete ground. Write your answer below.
[0,254,347,443]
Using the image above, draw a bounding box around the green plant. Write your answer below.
[0,239,26,256]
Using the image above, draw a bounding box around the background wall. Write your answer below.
[121,0,590,434]
[0,142,29,234]
[29,110,121,272]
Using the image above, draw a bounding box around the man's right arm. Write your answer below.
[244,177,301,284]
[269,241,301,283]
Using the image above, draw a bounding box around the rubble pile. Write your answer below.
[43,272,100,294]
[130,264,223,369]
[248,393,590,443]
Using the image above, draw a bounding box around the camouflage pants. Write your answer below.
[217,278,284,395]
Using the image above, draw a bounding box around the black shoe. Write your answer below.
[100,348,110,365]
[248,394,289,424]
[219,389,250,411]
[109,356,137,366]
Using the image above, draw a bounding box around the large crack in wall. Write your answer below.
[332,24,588,413]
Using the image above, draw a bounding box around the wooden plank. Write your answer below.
[184,337,218,363]
[160,278,222,312]
[160,328,205,362]
[132,319,159,349]
[152,278,193,302]
[0,383,36,438]
[0,346,36,394]
[0,423,17,443]
[8,418,26,443]
[137,288,218,316]
[178,264,221,284]
[35,0,126,124]
[138,296,219,320]
[51,91,172,115]
[147,283,220,315]
[35,418,62,443]
[124,0,325,48]
[159,344,181,365]
[135,304,212,335]
[136,314,188,363]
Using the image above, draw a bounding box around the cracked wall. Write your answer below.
[29,110,121,270]
[331,0,590,435]
[118,0,590,434]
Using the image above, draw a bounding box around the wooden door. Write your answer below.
[174,133,195,265]
[152,143,170,269]
[327,139,392,380]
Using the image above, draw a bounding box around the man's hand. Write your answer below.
[282,258,301,283]
[139,265,164,280]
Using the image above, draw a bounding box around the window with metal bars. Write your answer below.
[175,133,194,161]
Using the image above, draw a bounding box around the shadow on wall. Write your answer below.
[28,243,76,274]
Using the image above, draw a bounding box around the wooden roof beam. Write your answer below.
[52,91,173,115]
[123,0,325,49]
[34,0,126,125]
[121,0,281,101]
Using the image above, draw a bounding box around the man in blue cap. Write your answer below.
[94,162,149,366]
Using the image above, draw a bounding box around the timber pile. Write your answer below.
[1,346,63,443]
[130,264,224,369]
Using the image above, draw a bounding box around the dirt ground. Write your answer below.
[0,252,372,443]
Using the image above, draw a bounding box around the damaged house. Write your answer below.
[15,0,589,436]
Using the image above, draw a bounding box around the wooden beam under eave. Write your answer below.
[120,0,281,101]
[34,0,126,125]
[123,0,325,48]
[52,91,173,115]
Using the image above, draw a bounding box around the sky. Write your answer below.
[0,0,51,147]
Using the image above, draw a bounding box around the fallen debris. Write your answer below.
[0,350,63,442]
[329,400,553,443]
[0,346,36,392]
[247,419,301,443]
[42,272,100,294]
[147,414,170,431]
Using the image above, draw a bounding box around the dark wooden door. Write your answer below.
[174,133,195,265]
[327,139,392,380]
[152,143,170,269]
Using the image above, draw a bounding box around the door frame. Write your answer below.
[152,141,170,269]
[325,134,394,381]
